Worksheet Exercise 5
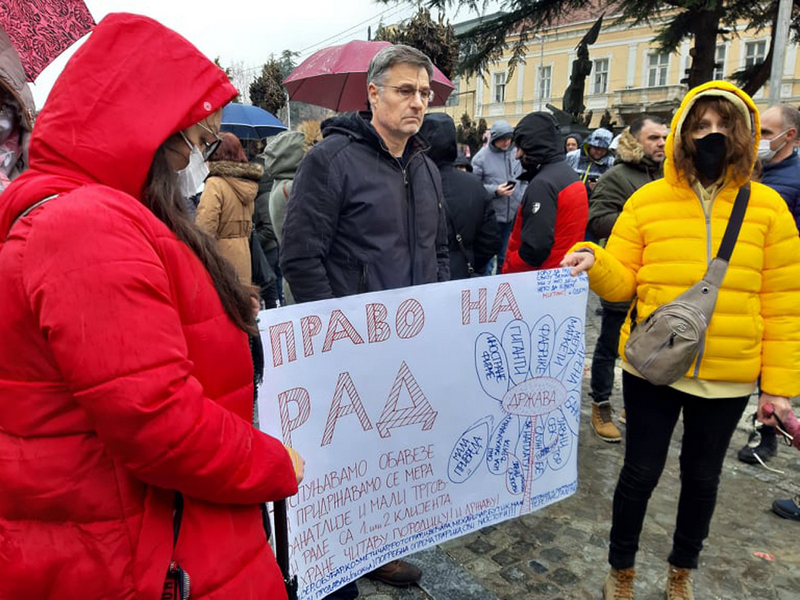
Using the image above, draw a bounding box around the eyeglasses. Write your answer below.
[197,122,222,160]
[378,84,434,103]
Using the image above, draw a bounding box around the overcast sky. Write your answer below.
[28,0,495,107]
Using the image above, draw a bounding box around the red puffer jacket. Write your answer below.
[0,14,296,600]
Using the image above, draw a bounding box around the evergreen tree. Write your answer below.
[249,58,286,116]
[386,0,800,92]
[374,7,458,78]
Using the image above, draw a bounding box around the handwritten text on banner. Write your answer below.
[258,270,588,599]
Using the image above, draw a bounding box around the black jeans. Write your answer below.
[589,307,628,404]
[608,372,749,570]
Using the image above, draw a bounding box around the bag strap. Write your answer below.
[6,194,59,241]
[715,184,750,262]
[443,202,474,275]
[629,184,750,327]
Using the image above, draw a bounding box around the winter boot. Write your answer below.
[665,565,694,600]
[592,401,621,443]
[603,567,635,600]
[738,414,778,464]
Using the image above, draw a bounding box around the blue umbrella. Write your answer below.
[221,103,287,140]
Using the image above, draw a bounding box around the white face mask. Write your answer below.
[174,131,209,198]
[757,129,791,161]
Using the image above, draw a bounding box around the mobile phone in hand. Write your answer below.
[506,180,516,188]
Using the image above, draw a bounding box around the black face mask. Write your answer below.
[692,132,728,182]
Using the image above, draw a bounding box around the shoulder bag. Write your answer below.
[623,185,750,386]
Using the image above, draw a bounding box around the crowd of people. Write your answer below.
[1,12,799,600]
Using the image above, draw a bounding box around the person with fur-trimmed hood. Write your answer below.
[196,132,264,285]
[0,28,35,193]
[502,111,588,273]
[586,115,668,443]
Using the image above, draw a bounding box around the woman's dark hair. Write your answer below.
[674,97,754,186]
[143,143,256,335]
[208,132,248,163]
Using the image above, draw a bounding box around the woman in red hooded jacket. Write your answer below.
[0,13,302,599]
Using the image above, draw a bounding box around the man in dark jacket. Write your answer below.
[736,105,800,467]
[280,44,449,597]
[586,114,667,442]
[757,104,800,230]
[281,45,449,304]
[420,113,500,279]
[501,112,588,274]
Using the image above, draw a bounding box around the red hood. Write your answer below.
[0,12,237,235]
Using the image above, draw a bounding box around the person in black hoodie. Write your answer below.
[420,113,500,279]
[503,112,588,274]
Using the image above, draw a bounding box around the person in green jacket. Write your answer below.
[261,130,307,305]
[586,115,668,443]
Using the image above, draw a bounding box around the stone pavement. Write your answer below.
[353,291,800,600]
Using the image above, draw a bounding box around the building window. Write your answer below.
[745,40,767,68]
[714,45,726,80]
[446,77,460,107]
[593,58,609,94]
[647,53,669,87]
[492,72,506,104]
[538,65,552,100]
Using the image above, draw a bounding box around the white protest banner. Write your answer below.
[258,269,588,599]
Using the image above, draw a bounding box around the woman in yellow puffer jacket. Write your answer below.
[562,81,800,600]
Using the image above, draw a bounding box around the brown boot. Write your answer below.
[364,560,421,587]
[665,565,694,600]
[592,401,622,442]
[603,567,635,599]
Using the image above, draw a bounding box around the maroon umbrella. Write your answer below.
[1,0,95,81]
[283,40,454,112]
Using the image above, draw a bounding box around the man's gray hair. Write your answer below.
[775,104,800,132]
[367,44,434,87]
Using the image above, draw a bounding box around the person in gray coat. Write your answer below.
[471,119,525,273]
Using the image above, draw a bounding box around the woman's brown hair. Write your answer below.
[674,96,754,186]
[142,143,256,335]
[208,132,249,163]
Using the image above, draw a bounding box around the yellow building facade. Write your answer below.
[434,10,794,128]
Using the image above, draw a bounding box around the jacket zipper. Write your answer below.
[692,196,715,378]
[401,149,424,285]
[377,135,424,286]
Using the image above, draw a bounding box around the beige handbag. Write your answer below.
[623,186,749,386]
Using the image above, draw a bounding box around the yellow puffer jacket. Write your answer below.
[572,81,800,397]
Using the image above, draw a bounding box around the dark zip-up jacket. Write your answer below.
[420,113,500,279]
[761,151,800,232]
[281,112,449,302]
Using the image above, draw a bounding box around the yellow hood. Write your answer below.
[663,80,759,188]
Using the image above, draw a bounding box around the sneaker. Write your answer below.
[364,560,421,587]
[737,427,777,464]
[619,408,626,424]
[603,567,635,600]
[666,565,694,600]
[592,401,622,443]
[772,495,800,521]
